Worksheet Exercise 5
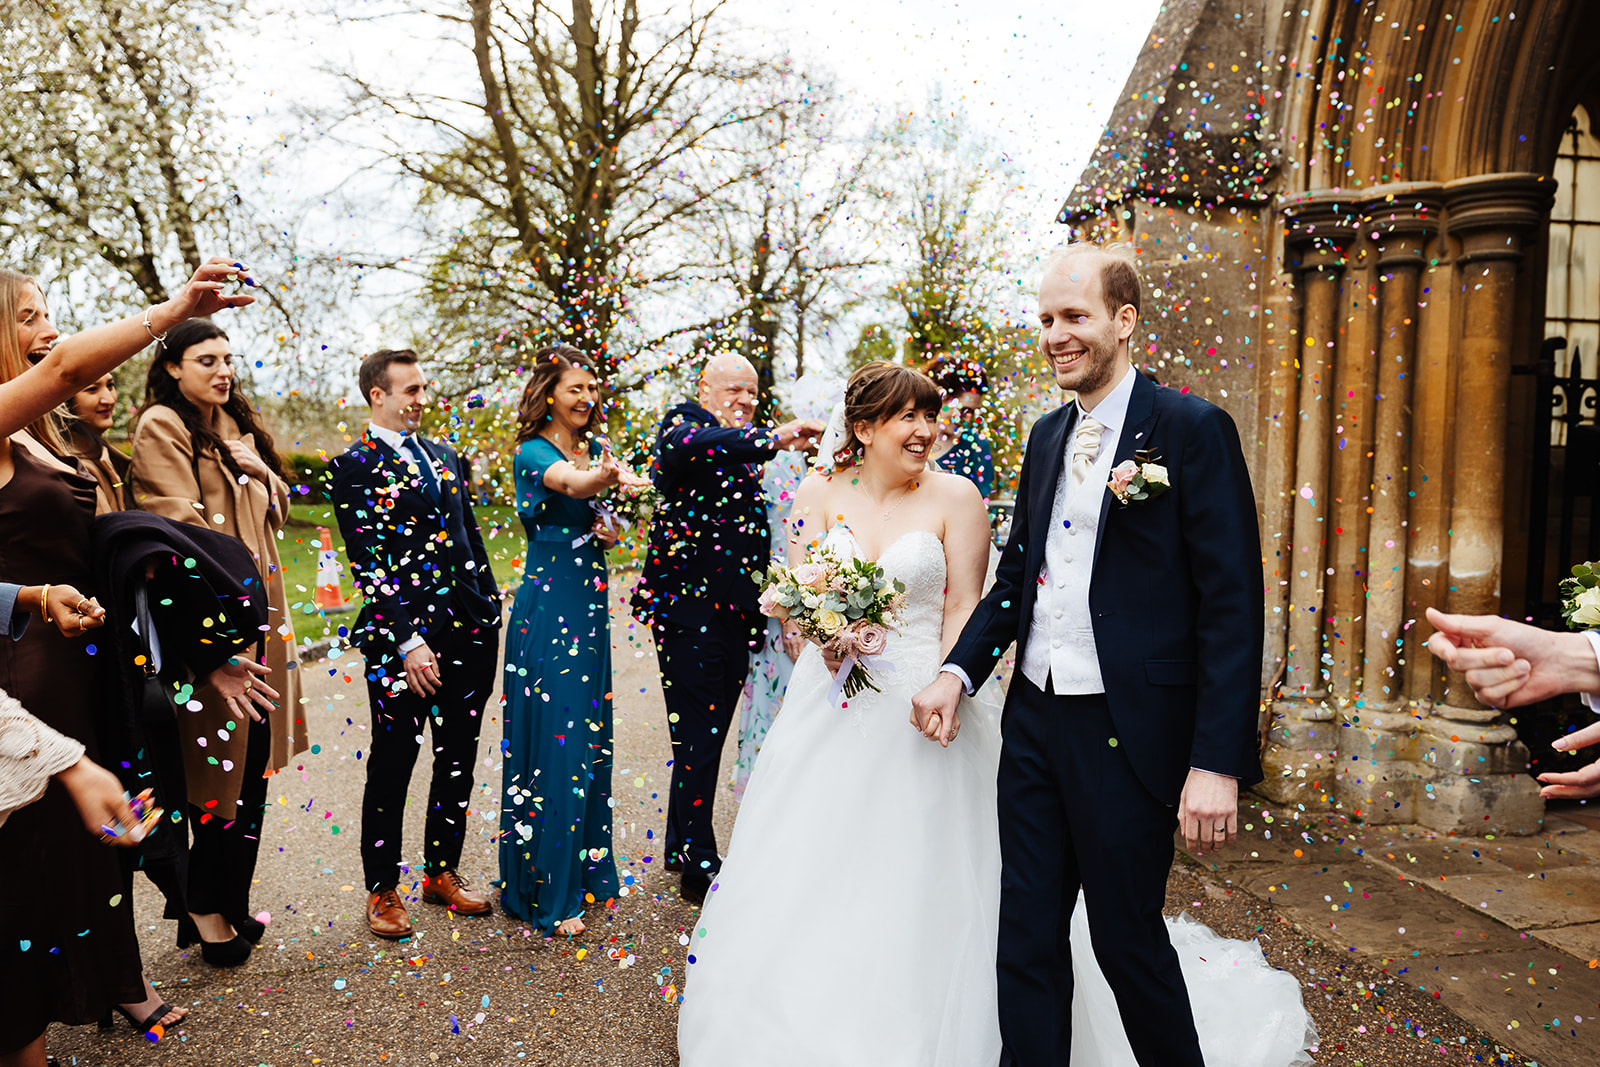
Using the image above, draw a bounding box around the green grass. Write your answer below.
[279,502,646,639]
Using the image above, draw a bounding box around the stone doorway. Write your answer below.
[1507,103,1600,780]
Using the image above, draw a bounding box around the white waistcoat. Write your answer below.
[1020,436,1119,694]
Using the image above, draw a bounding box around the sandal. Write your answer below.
[99,1001,182,1042]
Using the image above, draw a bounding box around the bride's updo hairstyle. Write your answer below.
[833,361,942,469]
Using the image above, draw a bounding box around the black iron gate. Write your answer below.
[1513,336,1600,775]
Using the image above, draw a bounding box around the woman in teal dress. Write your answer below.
[499,345,648,936]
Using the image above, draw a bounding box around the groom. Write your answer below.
[914,243,1263,1066]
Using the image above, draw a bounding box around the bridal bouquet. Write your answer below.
[755,542,905,701]
[1560,561,1600,629]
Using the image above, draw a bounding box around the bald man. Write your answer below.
[631,355,821,904]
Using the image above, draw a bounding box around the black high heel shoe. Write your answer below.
[178,916,254,966]
[231,914,266,944]
[199,935,252,967]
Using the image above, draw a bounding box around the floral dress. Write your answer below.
[733,451,808,796]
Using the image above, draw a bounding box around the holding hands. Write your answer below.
[910,672,965,747]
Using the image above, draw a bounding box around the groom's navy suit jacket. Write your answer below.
[948,371,1264,804]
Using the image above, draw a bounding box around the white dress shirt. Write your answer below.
[367,422,443,656]
[1580,631,1600,713]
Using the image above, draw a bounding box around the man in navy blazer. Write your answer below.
[631,354,821,904]
[330,348,502,938]
[914,244,1264,1067]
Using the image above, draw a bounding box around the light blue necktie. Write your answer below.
[403,435,441,503]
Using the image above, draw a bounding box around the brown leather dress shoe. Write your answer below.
[367,888,414,939]
[420,869,493,916]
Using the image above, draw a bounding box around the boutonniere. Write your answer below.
[1107,451,1170,506]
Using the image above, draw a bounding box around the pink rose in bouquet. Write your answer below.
[792,561,826,591]
[758,584,789,620]
[855,623,889,657]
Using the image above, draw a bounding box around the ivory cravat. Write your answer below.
[1069,415,1105,491]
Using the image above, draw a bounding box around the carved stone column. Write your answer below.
[1415,174,1554,835]
[1259,193,1353,807]
[1331,185,1442,824]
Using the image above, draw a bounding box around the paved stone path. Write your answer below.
[41,588,1600,1065]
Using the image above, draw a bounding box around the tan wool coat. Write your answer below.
[128,405,308,812]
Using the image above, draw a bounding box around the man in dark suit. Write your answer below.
[914,244,1264,1067]
[630,354,821,904]
[331,349,502,938]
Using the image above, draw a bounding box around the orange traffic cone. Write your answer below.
[313,527,349,611]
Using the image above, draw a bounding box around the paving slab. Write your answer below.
[1424,866,1600,931]
[1392,946,1600,1067]
[1235,862,1525,959]
[1530,921,1600,963]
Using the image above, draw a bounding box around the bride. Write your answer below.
[677,362,1314,1066]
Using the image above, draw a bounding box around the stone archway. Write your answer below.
[1257,0,1600,832]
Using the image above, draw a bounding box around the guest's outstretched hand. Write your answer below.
[42,583,104,636]
[1539,720,1600,800]
[772,419,825,451]
[57,756,144,845]
[165,257,257,320]
[208,657,277,723]
[1424,607,1600,708]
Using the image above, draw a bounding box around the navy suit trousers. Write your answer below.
[653,611,760,876]
[997,674,1203,1067]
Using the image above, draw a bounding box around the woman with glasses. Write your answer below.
[127,319,307,967]
[923,357,994,499]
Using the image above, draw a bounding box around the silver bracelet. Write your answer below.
[142,307,168,345]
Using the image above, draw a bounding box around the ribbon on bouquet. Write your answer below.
[827,652,898,707]
[586,500,629,548]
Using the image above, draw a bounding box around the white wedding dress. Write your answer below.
[677,527,1316,1067]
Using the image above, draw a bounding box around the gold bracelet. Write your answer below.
[38,584,50,621]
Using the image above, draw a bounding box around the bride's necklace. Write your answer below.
[857,478,918,521]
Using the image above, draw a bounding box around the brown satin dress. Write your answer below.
[0,443,142,1045]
